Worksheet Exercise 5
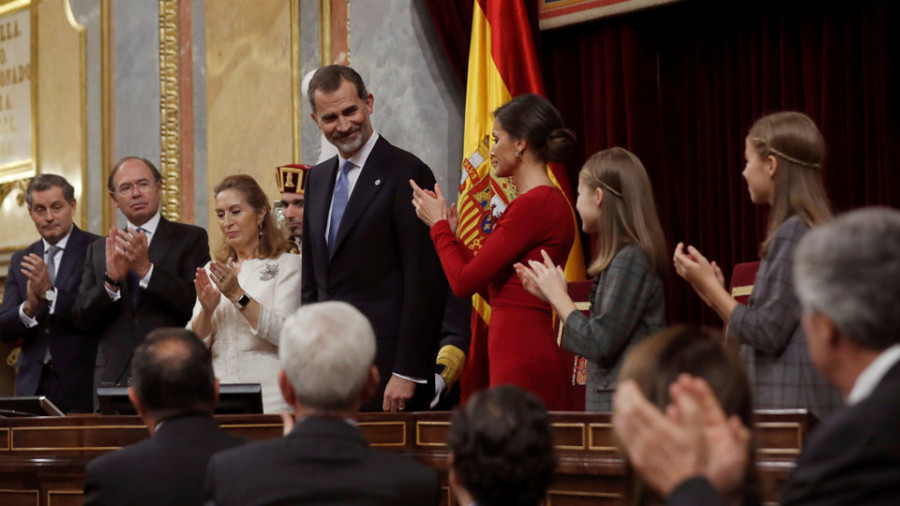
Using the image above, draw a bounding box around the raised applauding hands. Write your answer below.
[20,253,52,316]
[673,242,735,321]
[105,227,151,286]
[194,259,243,312]
[514,250,567,304]
[612,375,750,501]
[409,180,450,229]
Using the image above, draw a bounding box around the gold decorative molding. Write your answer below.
[61,0,88,230]
[290,0,300,163]
[158,0,181,221]
[100,0,112,231]
[318,0,330,67]
[0,178,28,206]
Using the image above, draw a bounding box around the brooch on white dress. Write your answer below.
[260,263,279,281]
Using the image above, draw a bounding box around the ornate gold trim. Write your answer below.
[547,490,623,503]
[62,0,88,229]
[415,420,449,447]
[0,178,28,206]
[0,0,30,15]
[290,0,301,163]
[757,421,804,455]
[357,420,407,447]
[10,424,146,451]
[29,1,37,173]
[732,284,754,297]
[47,489,83,506]
[158,0,181,221]
[218,423,283,430]
[0,489,39,502]
[100,0,111,230]
[0,427,9,450]
[552,422,587,450]
[587,422,618,452]
[318,0,330,67]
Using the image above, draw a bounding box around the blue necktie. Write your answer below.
[328,160,353,253]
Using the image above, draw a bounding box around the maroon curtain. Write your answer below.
[542,0,900,325]
[427,0,899,326]
[424,0,473,87]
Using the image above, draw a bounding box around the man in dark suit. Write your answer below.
[83,327,246,506]
[206,301,439,506]
[301,65,446,412]
[77,157,209,395]
[0,174,99,413]
[613,207,900,506]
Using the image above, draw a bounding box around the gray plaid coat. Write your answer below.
[563,244,665,411]
[728,215,842,421]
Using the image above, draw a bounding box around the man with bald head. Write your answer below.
[83,328,246,506]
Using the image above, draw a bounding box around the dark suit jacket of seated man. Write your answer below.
[206,302,439,506]
[83,328,246,506]
[76,157,209,396]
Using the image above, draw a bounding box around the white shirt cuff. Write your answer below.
[139,264,154,288]
[18,302,38,328]
[105,283,122,301]
[392,372,426,384]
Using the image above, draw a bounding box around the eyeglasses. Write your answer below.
[115,180,155,196]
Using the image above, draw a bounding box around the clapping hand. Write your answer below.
[207,259,242,302]
[410,180,449,228]
[194,267,221,313]
[673,242,725,305]
[514,250,567,303]
[612,375,750,500]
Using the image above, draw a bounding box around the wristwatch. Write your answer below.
[232,293,250,309]
[44,288,56,303]
[104,272,121,288]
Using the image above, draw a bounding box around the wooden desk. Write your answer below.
[0,410,810,506]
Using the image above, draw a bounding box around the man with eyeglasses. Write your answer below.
[77,157,209,405]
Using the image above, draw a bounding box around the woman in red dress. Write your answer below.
[410,94,577,410]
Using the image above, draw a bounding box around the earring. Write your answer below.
[515,150,522,160]
[258,223,263,238]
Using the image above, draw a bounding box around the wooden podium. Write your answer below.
[0,410,810,505]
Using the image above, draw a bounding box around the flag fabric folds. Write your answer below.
[454,0,586,404]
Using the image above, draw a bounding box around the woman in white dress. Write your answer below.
[188,175,300,414]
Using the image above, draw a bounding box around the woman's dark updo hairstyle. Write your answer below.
[493,94,576,163]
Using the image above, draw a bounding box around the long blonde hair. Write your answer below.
[747,112,832,256]
[579,147,667,276]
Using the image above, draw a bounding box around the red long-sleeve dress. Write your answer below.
[430,185,575,410]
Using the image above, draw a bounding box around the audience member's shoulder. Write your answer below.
[369,447,438,486]
[777,214,811,238]
[379,137,431,172]
[209,436,283,469]
[612,244,652,269]
[165,218,208,236]
[86,437,155,473]
[274,250,302,268]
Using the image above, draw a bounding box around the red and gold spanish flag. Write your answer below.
[450,0,586,404]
